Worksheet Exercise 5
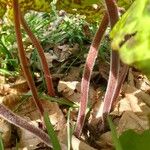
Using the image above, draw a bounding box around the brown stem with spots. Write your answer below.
[13,0,44,116]
[74,12,109,138]
[20,14,55,96]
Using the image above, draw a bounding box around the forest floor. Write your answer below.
[0,11,150,150]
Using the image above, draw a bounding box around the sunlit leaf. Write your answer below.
[0,0,51,21]
[111,0,150,74]
[0,0,134,22]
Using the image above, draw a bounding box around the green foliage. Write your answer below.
[0,0,134,23]
[56,0,133,22]
[108,117,150,150]
[48,14,93,45]
[111,0,150,74]
[107,116,123,150]
[0,25,19,75]
[119,130,150,150]
[56,0,104,22]
[0,132,4,150]
[44,111,61,150]
[0,0,51,20]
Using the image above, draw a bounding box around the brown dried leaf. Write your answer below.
[0,75,5,84]
[44,52,58,68]
[0,84,10,96]
[58,81,95,105]
[96,132,113,150]
[0,118,11,148]
[17,98,66,131]
[54,44,79,62]
[117,111,149,135]
[72,135,96,150]
[62,67,81,81]
[2,94,21,109]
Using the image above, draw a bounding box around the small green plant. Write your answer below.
[107,116,123,150]
[0,132,4,150]
[44,112,61,150]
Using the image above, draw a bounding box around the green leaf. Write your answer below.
[119,129,150,150]
[107,116,123,150]
[0,132,4,150]
[0,0,133,22]
[0,2,6,18]
[56,0,133,22]
[0,0,51,20]
[111,0,150,74]
[44,111,61,150]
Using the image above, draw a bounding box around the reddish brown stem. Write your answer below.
[0,104,51,147]
[112,65,129,106]
[102,0,120,120]
[20,15,55,96]
[74,12,109,137]
[13,0,44,116]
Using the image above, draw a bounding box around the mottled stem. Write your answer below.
[13,0,44,116]
[74,12,109,137]
[0,104,51,147]
[102,0,122,123]
[20,15,55,96]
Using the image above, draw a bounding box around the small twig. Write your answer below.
[13,0,44,116]
[20,14,55,96]
[74,12,109,137]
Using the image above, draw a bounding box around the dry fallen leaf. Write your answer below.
[96,132,113,150]
[15,99,67,149]
[17,98,66,131]
[72,135,96,150]
[62,67,81,81]
[0,118,11,148]
[44,52,58,68]
[0,84,10,96]
[117,111,149,135]
[0,75,5,84]
[58,81,95,105]
[54,44,79,62]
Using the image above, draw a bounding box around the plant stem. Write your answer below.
[112,65,129,107]
[0,104,52,147]
[20,15,55,96]
[13,0,44,116]
[74,12,109,137]
[102,0,123,123]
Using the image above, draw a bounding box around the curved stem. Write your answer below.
[102,0,122,123]
[0,104,51,147]
[112,65,129,106]
[74,12,109,137]
[13,0,44,116]
[20,15,55,96]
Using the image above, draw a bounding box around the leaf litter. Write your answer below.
[1,8,150,150]
[1,39,150,149]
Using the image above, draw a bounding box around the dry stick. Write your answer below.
[74,12,109,138]
[13,0,44,116]
[0,104,52,147]
[20,15,55,96]
[102,0,122,123]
